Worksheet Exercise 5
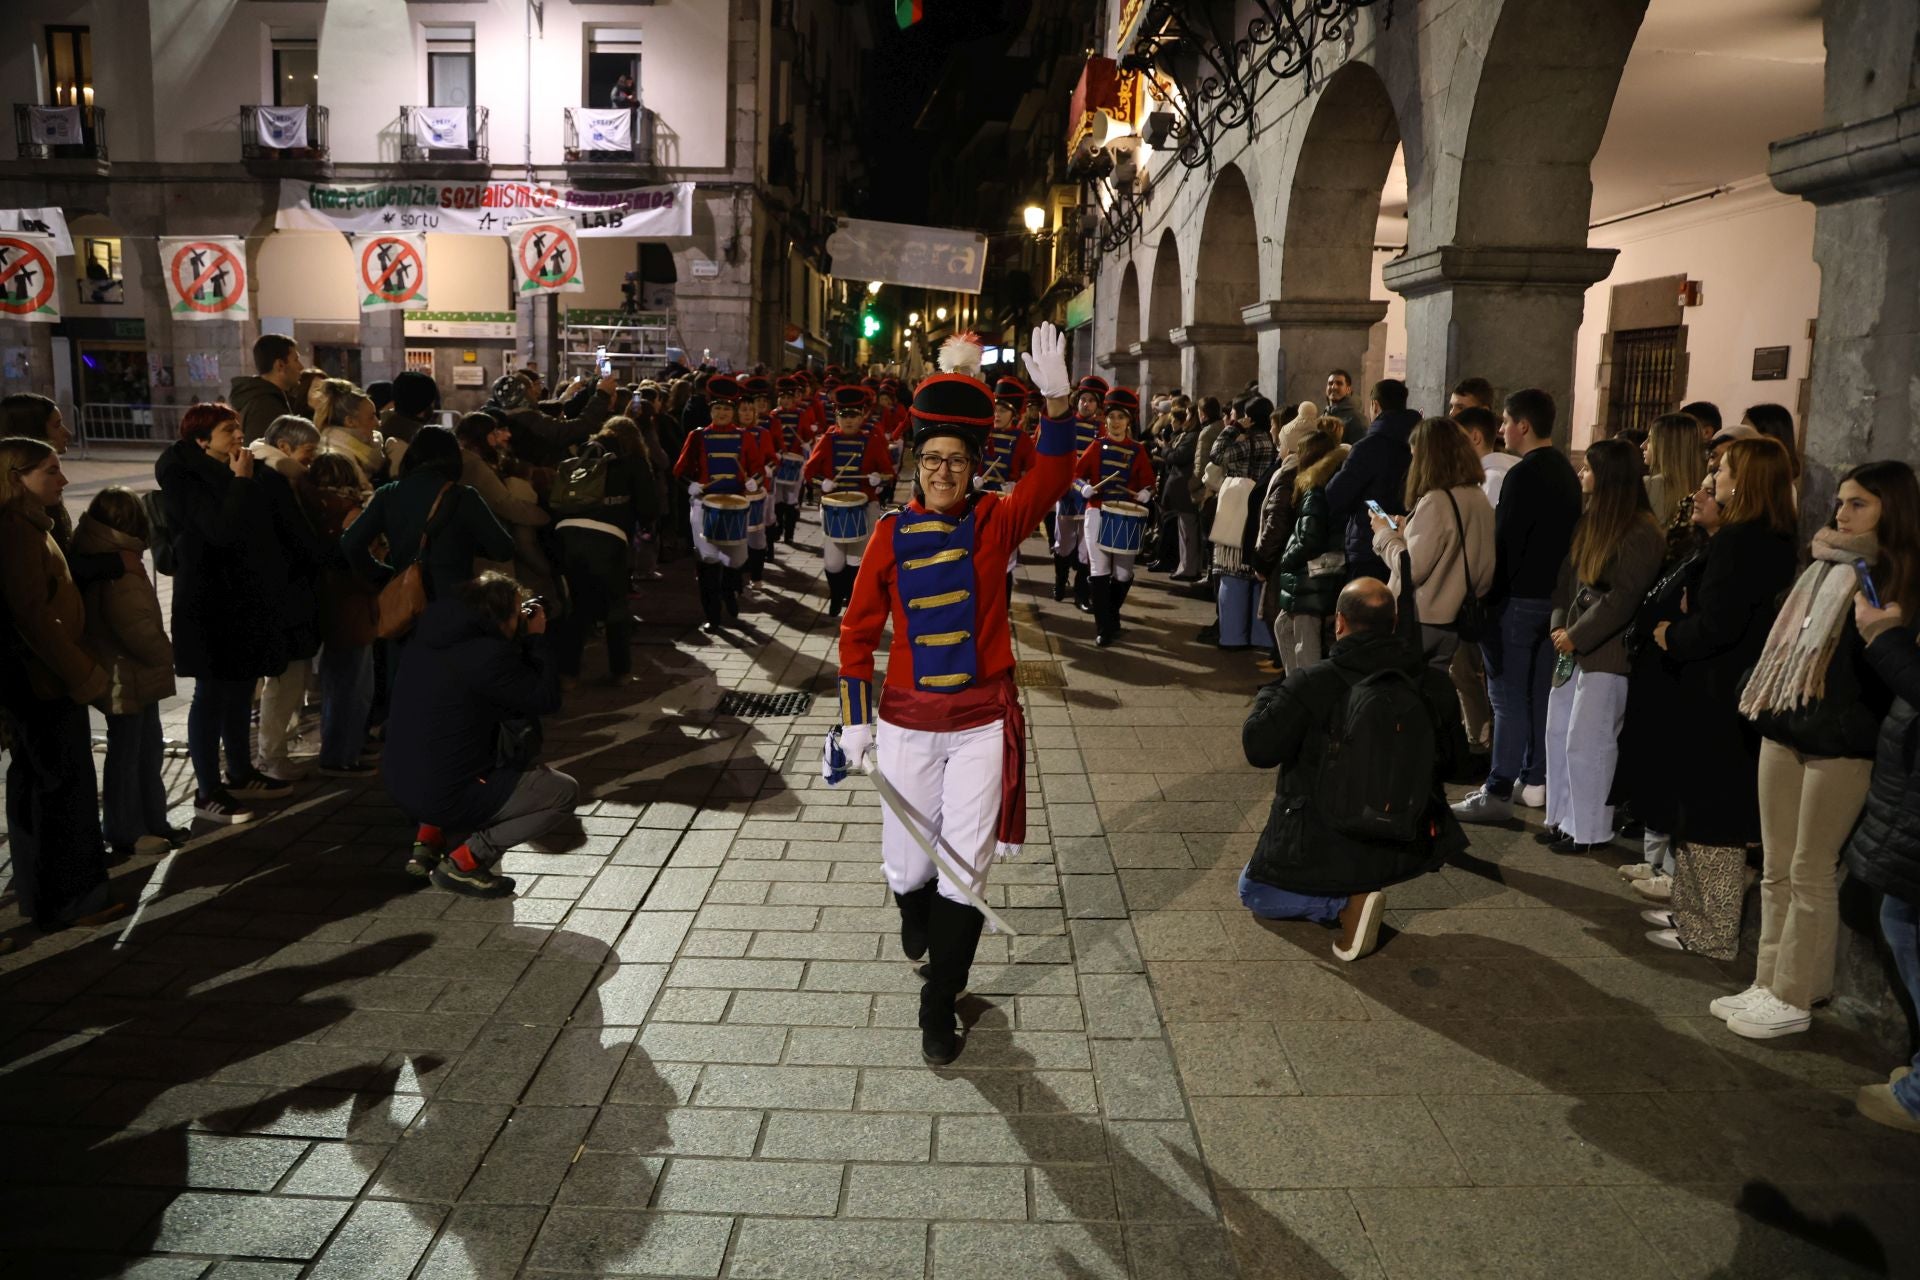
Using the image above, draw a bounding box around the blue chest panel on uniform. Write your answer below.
[832,435,866,473]
[774,412,804,452]
[892,508,980,692]
[704,429,742,484]
[982,427,1020,483]
[1073,418,1100,452]
[1098,441,1134,489]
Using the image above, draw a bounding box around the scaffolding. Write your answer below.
[559,311,684,380]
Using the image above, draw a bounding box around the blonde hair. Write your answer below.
[0,436,56,509]
[313,378,371,430]
[1403,418,1484,508]
[1645,413,1707,516]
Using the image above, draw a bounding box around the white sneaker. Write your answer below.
[1640,908,1676,929]
[1727,992,1811,1040]
[1646,928,1685,951]
[1618,862,1655,882]
[1631,874,1673,902]
[1709,984,1771,1022]
[1517,783,1547,808]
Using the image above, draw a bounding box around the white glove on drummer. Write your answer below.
[744,477,761,495]
[1133,487,1153,503]
[971,474,985,490]
[839,723,874,774]
[1075,480,1095,498]
[687,481,705,497]
[1022,322,1070,399]
[867,472,887,488]
[820,478,838,494]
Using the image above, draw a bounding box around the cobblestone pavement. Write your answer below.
[4,467,1920,1277]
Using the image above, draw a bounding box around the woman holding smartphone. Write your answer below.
[1714,460,1917,1038]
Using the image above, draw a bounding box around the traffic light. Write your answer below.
[861,311,882,339]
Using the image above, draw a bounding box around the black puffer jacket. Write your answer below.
[1845,627,1920,903]
[153,439,290,681]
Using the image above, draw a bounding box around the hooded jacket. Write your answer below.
[1243,630,1469,896]
[1274,447,1350,617]
[382,596,562,829]
[154,438,290,680]
[71,514,176,714]
[228,375,296,443]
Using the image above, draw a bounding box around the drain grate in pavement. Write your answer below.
[717,690,815,718]
[1015,661,1067,688]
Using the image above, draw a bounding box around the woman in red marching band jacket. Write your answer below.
[802,384,896,617]
[737,375,780,581]
[673,375,774,633]
[827,323,1076,1066]
[1051,374,1108,610]
[980,377,1040,595]
[1074,387,1157,647]
[768,375,814,547]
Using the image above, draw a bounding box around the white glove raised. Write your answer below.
[1021,321,1070,399]
[744,477,762,495]
[819,478,838,494]
[1075,480,1095,499]
[1133,487,1153,503]
[867,471,887,488]
[687,481,705,497]
[840,722,874,774]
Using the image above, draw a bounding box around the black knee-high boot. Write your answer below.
[894,881,937,961]
[746,544,766,582]
[920,892,986,1066]
[780,505,798,546]
[1072,562,1091,613]
[1113,576,1134,635]
[827,566,851,618]
[1052,556,1071,602]
[1090,575,1117,647]
[722,566,743,618]
[696,562,726,632]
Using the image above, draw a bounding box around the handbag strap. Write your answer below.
[412,483,454,562]
[1442,489,1476,597]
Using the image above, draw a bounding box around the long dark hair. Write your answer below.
[1842,459,1920,609]
[1571,438,1656,584]
[1744,403,1799,477]
[399,424,464,482]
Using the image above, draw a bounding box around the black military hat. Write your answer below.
[909,374,994,456]
[1075,374,1110,400]
[831,384,874,412]
[706,375,742,403]
[742,374,775,400]
[1104,387,1141,420]
[993,376,1029,404]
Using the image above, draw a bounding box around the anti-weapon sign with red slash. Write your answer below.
[356,233,427,311]
[512,221,584,294]
[0,234,59,321]
[162,237,249,321]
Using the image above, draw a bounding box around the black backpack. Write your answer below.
[142,490,176,577]
[1314,665,1436,843]
[549,443,612,517]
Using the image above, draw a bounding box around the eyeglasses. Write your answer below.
[918,454,971,472]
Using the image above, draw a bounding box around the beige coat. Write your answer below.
[1372,483,1497,627]
[70,514,176,713]
[0,503,108,705]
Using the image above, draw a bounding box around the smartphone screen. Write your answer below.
[1366,499,1397,530]
[1855,558,1882,608]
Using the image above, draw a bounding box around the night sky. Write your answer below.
[859,0,1028,225]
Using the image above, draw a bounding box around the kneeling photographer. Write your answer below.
[384,571,576,898]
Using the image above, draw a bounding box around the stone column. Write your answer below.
[1240,299,1389,410]
[358,311,408,384]
[1097,347,1140,390]
[1384,246,1616,440]
[1171,323,1256,405]
[1127,338,1179,400]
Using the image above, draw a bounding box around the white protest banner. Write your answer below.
[159,236,250,322]
[509,221,586,296]
[411,107,469,152]
[255,106,309,150]
[27,107,82,147]
[274,179,694,238]
[577,108,633,152]
[350,232,428,311]
[0,208,74,256]
[0,233,61,323]
[827,217,987,294]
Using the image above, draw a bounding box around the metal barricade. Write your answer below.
[75,403,188,449]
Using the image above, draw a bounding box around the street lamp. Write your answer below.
[935,306,948,321]
[908,312,920,325]
[867,280,882,295]
[1023,205,1047,233]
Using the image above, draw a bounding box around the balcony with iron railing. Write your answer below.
[238,104,330,166]
[13,104,108,164]
[399,105,489,164]
[563,107,657,168]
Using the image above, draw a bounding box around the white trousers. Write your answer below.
[1052,510,1083,557]
[1083,508,1138,582]
[1544,667,1628,844]
[688,500,750,568]
[876,719,1003,906]
[774,479,802,506]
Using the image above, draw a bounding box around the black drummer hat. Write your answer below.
[993,376,1029,405]
[775,374,800,393]
[831,385,874,413]
[1075,374,1110,401]
[909,374,994,457]
[824,364,846,380]
[742,374,775,401]
[1104,387,1141,420]
[707,375,742,404]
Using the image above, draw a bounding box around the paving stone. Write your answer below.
[553,1152,666,1207]
[463,1106,598,1204]
[240,1089,424,1144]
[932,1223,1129,1280]
[1060,874,1128,920]
[1091,1039,1187,1120]
[726,991,872,1027]
[650,988,731,1022]
[666,958,805,989]
[692,904,820,931]
[437,1023,562,1104]
[492,957,600,1025]
[704,879,771,904]
[800,961,925,993]
[585,1105,762,1157]
[936,1115,1108,1164]
[1078,973,1163,1038]
[681,929,753,957]
[612,828,680,867]
[651,1156,843,1215]
[1166,1022,1298,1097]
[148,1192,350,1259]
[307,1199,445,1279]
[1029,1164,1118,1220]
[279,1141,379,1197]
[843,1163,1027,1219]
[202,1264,303,1279]
[413,1204,559,1279]
[1016,995,1085,1031]
[102,1131,311,1191]
[857,1068,1024,1114]
[696,1065,857,1110]
[765,881,889,907]
[583,962,669,1025]
[524,1210,732,1276]
[371,1101,510,1201]
[640,1022,788,1064]
[642,867,721,911]
[1349,1185,1668,1279]
[520,1026,635,1106]
[746,931,881,960]
[1068,919,1144,974]
[1148,961,1369,1022]
[1108,1120,1218,1220]
[1218,1188,1386,1280]
[1190,1096,1470,1190]
[760,1111,932,1161]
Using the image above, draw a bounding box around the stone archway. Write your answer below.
[1181,163,1259,402]
[1136,230,1182,399]
[1386,0,1650,429]
[1101,258,1142,385]
[1258,60,1401,408]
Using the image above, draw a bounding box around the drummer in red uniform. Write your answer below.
[673,374,774,633]
[740,375,780,576]
[1050,374,1108,610]
[979,376,1040,596]
[1073,387,1157,647]
[769,375,813,547]
[825,323,1076,1066]
[802,384,895,617]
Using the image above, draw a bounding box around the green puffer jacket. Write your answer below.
[1274,450,1347,616]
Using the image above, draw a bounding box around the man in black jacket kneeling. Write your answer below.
[1240,577,1469,960]
[385,572,576,898]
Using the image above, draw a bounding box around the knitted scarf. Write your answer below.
[1738,527,1876,719]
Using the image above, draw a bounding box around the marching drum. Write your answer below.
[700,494,752,547]
[749,489,775,530]
[775,452,805,485]
[1094,501,1149,555]
[821,491,873,544]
